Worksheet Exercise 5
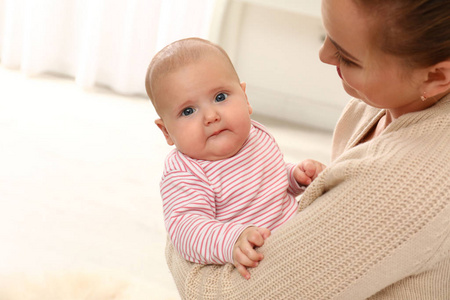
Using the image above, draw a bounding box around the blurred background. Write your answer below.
[0,0,348,130]
[0,0,347,299]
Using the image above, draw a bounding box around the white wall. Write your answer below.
[213,1,349,131]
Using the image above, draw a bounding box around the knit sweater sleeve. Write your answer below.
[165,97,450,299]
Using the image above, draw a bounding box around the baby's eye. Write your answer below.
[215,93,228,102]
[181,107,195,116]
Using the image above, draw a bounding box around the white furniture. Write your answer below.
[209,0,349,131]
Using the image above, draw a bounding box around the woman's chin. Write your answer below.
[342,84,359,99]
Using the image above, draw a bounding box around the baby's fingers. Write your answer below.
[294,170,312,185]
[300,159,317,178]
[257,227,271,240]
[235,246,262,267]
[234,248,258,280]
[246,229,267,247]
[235,262,251,280]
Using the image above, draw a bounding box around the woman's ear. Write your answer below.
[422,60,450,98]
[240,81,253,115]
[155,119,174,146]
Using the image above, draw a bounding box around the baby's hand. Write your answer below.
[294,159,326,186]
[233,227,271,280]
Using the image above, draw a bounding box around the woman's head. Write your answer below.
[319,0,450,118]
[353,0,450,69]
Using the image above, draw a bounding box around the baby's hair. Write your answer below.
[145,37,239,108]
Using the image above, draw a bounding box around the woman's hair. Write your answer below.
[145,37,238,105]
[354,0,450,68]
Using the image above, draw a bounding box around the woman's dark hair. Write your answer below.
[354,0,450,68]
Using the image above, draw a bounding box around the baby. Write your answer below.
[145,37,325,279]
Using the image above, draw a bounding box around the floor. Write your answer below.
[0,66,332,299]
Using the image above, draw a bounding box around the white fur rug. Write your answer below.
[0,271,161,300]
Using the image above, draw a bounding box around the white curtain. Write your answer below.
[0,0,216,95]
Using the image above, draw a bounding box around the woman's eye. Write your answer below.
[181,107,195,116]
[215,93,228,102]
[334,51,356,67]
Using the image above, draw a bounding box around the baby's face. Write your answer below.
[154,55,253,161]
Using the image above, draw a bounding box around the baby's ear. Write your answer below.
[240,82,253,114]
[240,81,247,92]
[155,119,174,146]
[422,60,450,98]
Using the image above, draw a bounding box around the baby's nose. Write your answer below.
[204,108,220,125]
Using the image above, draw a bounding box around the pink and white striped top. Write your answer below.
[160,120,304,265]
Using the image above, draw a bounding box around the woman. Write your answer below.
[166,0,450,298]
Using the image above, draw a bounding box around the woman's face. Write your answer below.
[319,0,428,118]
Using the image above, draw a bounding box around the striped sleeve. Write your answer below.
[286,163,307,196]
[251,120,305,197]
[161,162,248,265]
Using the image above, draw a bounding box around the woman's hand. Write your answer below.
[232,227,271,279]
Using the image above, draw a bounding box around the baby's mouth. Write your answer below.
[209,129,226,138]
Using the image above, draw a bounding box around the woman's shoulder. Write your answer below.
[331,98,383,160]
[340,98,382,121]
[389,93,450,145]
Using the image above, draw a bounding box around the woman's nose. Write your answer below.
[319,36,338,66]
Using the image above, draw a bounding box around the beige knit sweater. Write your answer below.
[166,94,450,299]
